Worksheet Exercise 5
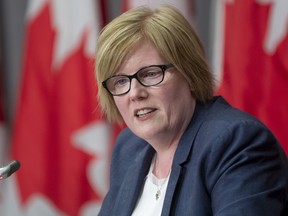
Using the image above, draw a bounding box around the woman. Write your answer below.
[95,5,288,216]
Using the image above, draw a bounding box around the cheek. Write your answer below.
[114,98,127,117]
[163,83,193,115]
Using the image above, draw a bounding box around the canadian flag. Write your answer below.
[0,0,117,215]
[213,0,288,155]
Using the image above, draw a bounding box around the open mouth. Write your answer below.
[136,108,155,117]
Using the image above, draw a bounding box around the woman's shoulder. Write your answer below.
[114,128,148,155]
[192,96,283,157]
[200,96,271,132]
[111,128,150,168]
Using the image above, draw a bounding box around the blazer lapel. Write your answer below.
[113,145,155,216]
[161,101,210,216]
[161,164,182,216]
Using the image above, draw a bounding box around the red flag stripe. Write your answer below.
[7,1,115,215]
[215,0,288,155]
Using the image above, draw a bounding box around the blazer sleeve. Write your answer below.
[203,119,288,216]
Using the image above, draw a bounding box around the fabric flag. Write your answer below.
[213,0,288,155]
[0,0,118,215]
[122,0,195,23]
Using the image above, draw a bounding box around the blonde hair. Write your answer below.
[95,5,214,123]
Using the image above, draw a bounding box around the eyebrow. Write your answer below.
[114,64,164,76]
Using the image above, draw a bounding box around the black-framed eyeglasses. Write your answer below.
[102,64,174,96]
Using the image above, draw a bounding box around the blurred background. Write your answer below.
[0,0,213,127]
[0,0,287,215]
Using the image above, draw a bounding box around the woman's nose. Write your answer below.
[129,78,148,100]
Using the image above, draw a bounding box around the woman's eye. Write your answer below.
[114,78,128,86]
[143,70,161,78]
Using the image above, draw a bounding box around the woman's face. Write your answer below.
[113,41,196,143]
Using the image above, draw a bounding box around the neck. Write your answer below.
[153,151,174,179]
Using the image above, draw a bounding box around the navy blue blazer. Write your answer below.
[99,96,288,216]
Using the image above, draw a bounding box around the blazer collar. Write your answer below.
[173,100,208,165]
[161,100,210,215]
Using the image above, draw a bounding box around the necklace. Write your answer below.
[152,156,171,200]
[155,178,168,200]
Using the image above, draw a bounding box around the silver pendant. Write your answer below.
[156,190,161,200]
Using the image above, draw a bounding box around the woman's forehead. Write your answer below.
[116,41,166,74]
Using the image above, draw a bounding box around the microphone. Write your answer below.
[0,160,21,180]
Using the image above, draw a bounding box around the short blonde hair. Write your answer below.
[95,5,214,123]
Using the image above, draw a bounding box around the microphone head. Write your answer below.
[7,160,21,177]
[0,160,21,180]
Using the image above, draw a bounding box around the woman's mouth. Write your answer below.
[136,108,155,117]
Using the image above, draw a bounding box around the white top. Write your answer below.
[132,156,171,216]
